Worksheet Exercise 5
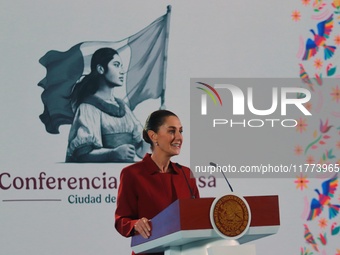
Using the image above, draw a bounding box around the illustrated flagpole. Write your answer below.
[160,5,172,109]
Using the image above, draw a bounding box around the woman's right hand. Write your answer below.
[113,144,136,161]
[134,217,151,239]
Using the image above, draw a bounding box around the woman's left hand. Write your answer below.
[134,217,151,239]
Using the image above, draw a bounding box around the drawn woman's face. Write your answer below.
[104,54,124,87]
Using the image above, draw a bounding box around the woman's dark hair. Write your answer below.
[69,48,119,110]
[143,110,178,148]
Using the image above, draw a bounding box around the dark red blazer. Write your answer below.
[115,154,200,255]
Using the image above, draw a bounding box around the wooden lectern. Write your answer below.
[131,195,280,255]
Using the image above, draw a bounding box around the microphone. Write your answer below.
[209,162,234,192]
[176,163,195,199]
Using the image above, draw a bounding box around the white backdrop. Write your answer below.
[1,1,339,255]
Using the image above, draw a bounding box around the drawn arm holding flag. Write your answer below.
[66,48,149,162]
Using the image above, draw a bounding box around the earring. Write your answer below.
[155,142,159,146]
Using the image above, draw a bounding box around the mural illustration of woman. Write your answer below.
[66,47,149,163]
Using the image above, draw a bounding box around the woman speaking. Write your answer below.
[115,110,200,255]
